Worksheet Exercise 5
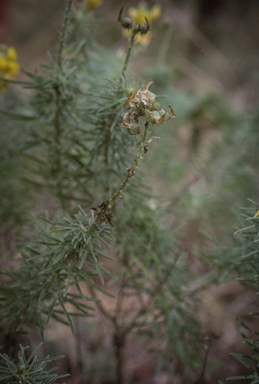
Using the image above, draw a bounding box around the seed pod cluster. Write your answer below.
[118,8,151,35]
[120,79,176,135]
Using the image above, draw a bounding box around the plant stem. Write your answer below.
[123,252,181,332]
[58,0,73,67]
[54,86,67,210]
[88,121,150,233]
[113,326,126,384]
[121,31,137,83]
[194,333,217,384]
[87,122,150,383]
[90,284,127,384]
[53,0,73,210]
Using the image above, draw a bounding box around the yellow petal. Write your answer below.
[148,5,161,23]
[6,61,20,75]
[7,46,17,61]
[0,57,8,72]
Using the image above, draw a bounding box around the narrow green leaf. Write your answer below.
[58,298,74,334]
[63,264,72,298]
[78,249,88,269]
[26,342,44,364]
[46,298,57,326]
[230,353,253,370]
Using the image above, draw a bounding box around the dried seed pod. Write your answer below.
[128,123,141,136]
[168,105,176,118]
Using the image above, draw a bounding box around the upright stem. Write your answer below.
[88,121,150,233]
[113,328,126,384]
[54,85,67,210]
[53,0,73,210]
[121,31,137,83]
[103,28,137,175]
[58,0,73,67]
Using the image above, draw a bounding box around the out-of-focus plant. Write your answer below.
[218,201,259,383]
[0,342,69,384]
[84,0,103,14]
[121,2,161,46]
[0,46,20,93]
[0,1,242,383]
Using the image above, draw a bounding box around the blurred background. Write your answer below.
[1,0,259,383]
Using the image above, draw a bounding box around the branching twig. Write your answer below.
[88,121,150,234]
[194,333,218,384]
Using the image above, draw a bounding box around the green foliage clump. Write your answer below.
[0,208,113,339]
[1,1,259,383]
[0,343,68,384]
[218,201,259,383]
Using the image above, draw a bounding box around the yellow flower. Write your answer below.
[7,46,17,62]
[128,3,161,25]
[84,0,103,13]
[0,57,7,72]
[123,2,161,46]
[0,45,20,93]
[254,210,259,218]
[6,61,20,75]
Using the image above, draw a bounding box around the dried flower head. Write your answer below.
[126,79,157,112]
[121,79,176,135]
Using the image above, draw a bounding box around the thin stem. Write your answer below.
[88,121,150,233]
[91,277,127,384]
[123,251,181,332]
[113,327,126,384]
[115,274,127,320]
[58,0,73,67]
[52,0,73,210]
[121,31,137,83]
[54,85,67,210]
[157,24,172,67]
[89,285,113,320]
[194,333,217,384]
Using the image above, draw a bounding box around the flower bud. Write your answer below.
[121,17,133,29]
[145,91,156,103]
[149,111,161,125]
[139,17,151,35]
[159,109,169,122]
[152,101,160,110]
[139,23,149,35]
[118,7,133,29]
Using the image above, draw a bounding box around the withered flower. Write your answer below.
[121,78,175,135]
[120,111,132,129]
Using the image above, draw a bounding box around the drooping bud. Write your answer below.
[118,7,133,29]
[139,17,151,35]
